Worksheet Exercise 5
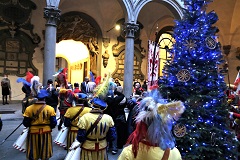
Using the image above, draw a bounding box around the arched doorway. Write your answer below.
[57,12,103,79]
[56,39,89,84]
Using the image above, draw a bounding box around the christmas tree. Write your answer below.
[158,0,238,159]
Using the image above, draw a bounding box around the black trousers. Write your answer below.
[2,95,8,104]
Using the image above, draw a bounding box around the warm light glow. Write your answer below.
[56,40,89,63]
[115,24,120,30]
[159,33,174,76]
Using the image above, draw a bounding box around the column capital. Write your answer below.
[44,7,61,27]
[124,22,139,38]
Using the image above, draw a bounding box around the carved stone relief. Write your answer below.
[57,14,98,44]
[111,19,145,81]
[0,0,39,76]
[102,50,109,68]
[0,30,38,76]
[57,13,101,75]
[112,45,145,81]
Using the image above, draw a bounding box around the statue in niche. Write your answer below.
[102,50,109,68]
[88,37,99,74]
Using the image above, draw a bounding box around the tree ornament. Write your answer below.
[183,40,197,52]
[205,36,216,49]
[176,69,191,82]
[173,123,187,137]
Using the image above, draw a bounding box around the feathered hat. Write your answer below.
[30,76,42,97]
[26,71,34,83]
[74,93,89,106]
[16,71,34,96]
[59,88,74,107]
[37,89,49,99]
[16,71,33,86]
[127,87,185,158]
[95,76,101,86]
[108,78,117,96]
[53,68,68,89]
[91,72,111,109]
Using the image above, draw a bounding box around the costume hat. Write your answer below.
[75,93,88,100]
[90,97,107,109]
[37,89,48,99]
[127,87,185,157]
[74,93,89,105]
[91,72,111,109]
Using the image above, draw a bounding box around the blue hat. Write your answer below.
[90,97,107,109]
[76,93,88,100]
[37,89,49,99]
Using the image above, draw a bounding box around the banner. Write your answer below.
[234,71,240,95]
[147,40,160,88]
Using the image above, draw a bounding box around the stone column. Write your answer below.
[123,22,139,98]
[43,7,61,86]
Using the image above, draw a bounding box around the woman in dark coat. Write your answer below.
[1,74,11,105]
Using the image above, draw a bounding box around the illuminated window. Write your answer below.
[158,32,174,77]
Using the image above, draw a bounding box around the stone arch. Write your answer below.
[119,0,183,23]
[56,11,103,76]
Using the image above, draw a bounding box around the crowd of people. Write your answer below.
[7,70,186,160]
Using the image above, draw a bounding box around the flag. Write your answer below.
[234,71,240,95]
[147,40,160,88]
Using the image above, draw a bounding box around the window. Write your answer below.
[158,32,174,77]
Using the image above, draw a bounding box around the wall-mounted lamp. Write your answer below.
[46,0,60,8]
[106,24,121,32]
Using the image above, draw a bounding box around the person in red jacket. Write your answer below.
[73,82,81,93]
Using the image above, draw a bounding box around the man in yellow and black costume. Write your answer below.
[22,89,57,160]
[64,92,92,151]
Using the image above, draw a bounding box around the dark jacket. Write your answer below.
[104,90,125,120]
[45,87,59,106]
[81,82,88,93]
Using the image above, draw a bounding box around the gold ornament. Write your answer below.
[183,39,197,52]
[176,69,191,82]
[205,36,216,49]
[173,123,187,137]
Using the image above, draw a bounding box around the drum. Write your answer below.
[64,139,81,160]
[13,128,29,152]
[54,126,68,147]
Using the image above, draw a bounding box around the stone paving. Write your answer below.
[0,101,121,160]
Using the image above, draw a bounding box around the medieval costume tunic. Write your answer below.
[64,104,92,151]
[118,142,182,160]
[118,88,185,160]
[58,89,73,130]
[23,101,57,160]
[76,72,117,160]
[77,97,116,160]
[77,106,116,160]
